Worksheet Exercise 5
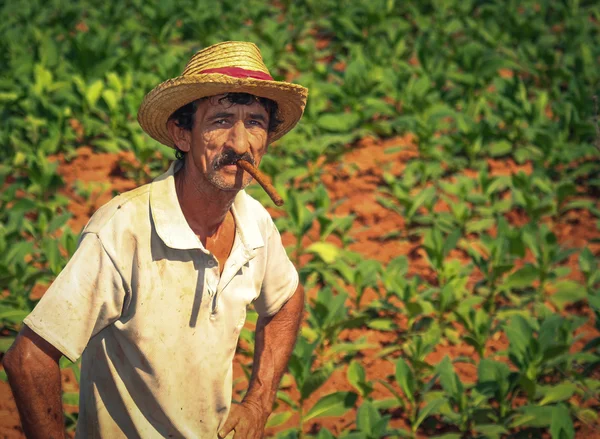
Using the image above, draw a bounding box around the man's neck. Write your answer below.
[174,162,237,241]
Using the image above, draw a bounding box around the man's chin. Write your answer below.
[207,175,252,193]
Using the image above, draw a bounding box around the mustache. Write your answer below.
[212,150,255,170]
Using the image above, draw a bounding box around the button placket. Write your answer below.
[210,248,257,319]
[205,255,220,297]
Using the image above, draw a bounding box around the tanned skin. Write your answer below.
[3,326,66,439]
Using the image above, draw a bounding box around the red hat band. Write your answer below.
[199,67,274,81]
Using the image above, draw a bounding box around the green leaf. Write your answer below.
[575,408,598,425]
[505,315,533,357]
[106,72,123,96]
[102,89,119,112]
[300,363,333,400]
[86,80,104,108]
[539,383,577,406]
[0,309,30,324]
[0,337,15,353]
[413,398,445,431]
[477,358,511,399]
[504,264,539,289]
[550,404,574,439]
[511,405,554,428]
[519,376,537,400]
[328,341,377,356]
[317,113,360,132]
[407,186,436,220]
[473,424,508,437]
[303,391,358,423]
[276,390,297,409]
[33,64,53,94]
[316,428,336,439]
[437,357,463,400]
[442,229,462,258]
[93,139,122,153]
[395,358,415,402]
[356,401,380,435]
[306,242,341,264]
[339,433,367,439]
[466,218,495,233]
[44,238,62,274]
[347,360,372,397]
[62,391,79,406]
[5,242,35,265]
[579,247,595,275]
[47,212,71,234]
[266,411,292,428]
[69,361,81,384]
[0,92,18,102]
[367,318,396,331]
[372,397,400,411]
[549,280,587,310]
[405,301,424,318]
[489,140,513,157]
[411,75,431,98]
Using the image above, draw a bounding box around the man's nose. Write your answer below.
[226,120,250,155]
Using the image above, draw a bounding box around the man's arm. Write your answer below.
[219,283,304,439]
[2,325,65,439]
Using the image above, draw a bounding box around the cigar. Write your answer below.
[236,160,284,206]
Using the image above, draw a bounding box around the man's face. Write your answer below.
[177,94,270,192]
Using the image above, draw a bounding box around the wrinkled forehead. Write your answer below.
[199,93,269,116]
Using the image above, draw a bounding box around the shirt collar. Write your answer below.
[149,161,265,252]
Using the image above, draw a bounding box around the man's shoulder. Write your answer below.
[83,183,152,235]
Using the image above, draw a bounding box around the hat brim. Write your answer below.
[137,74,308,148]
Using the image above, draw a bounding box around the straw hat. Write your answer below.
[138,41,308,147]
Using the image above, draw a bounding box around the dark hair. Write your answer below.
[169,93,282,160]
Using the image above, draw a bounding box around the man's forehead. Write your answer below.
[200,94,268,115]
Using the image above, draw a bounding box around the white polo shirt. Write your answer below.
[23,161,298,438]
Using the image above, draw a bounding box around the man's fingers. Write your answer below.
[218,402,265,439]
[217,423,235,439]
[218,407,240,439]
[217,425,235,439]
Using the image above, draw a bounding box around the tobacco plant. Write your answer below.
[284,334,358,438]
[464,218,522,313]
[377,327,443,436]
[501,223,578,307]
[303,288,372,360]
[377,172,438,236]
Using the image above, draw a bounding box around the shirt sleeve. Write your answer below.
[23,232,127,362]
[253,220,299,317]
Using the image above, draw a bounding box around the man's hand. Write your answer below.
[218,399,269,439]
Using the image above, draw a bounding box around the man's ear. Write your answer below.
[167,119,192,152]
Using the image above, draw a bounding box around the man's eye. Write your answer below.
[215,119,228,125]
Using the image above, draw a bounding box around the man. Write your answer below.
[3,41,308,439]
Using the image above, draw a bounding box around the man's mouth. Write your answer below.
[213,150,255,171]
[221,163,240,173]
